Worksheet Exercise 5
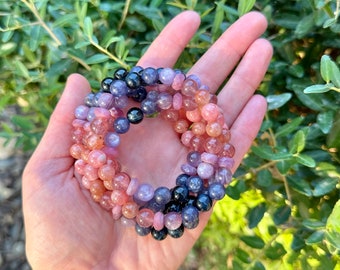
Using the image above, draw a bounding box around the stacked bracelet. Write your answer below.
[70,66,235,240]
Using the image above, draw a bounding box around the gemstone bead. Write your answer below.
[129,86,147,102]
[135,224,151,236]
[125,72,141,89]
[141,67,158,84]
[110,80,128,97]
[113,117,130,134]
[208,182,226,200]
[172,185,189,203]
[187,151,201,167]
[168,224,184,238]
[104,132,120,148]
[122,201,139,219]
[196,162,215,179]
[182,205,199,229]
[151,227,168,241]
[159,68,176,85]
[114,68,128,80]
[154,187,172,205]
[153,211,165,231]
[135,183,154,202]
[186,176,203,193]
[136,208,154,227]
[176,174,190,186]
[195,193,212,211]
[164,212,182,230]
[75,105,89,120]
[127,107,144,124]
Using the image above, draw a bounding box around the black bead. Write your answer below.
[135,224,151,236]
[195,193,212,212]
[172,185,189,203]
[168,224,184,238]
[176,173,190,186]
[125,72,141,89]
[128,86,147,103]
[127,107,144,124]
[114,68,127,80]
[164,201,182,213]
[101,77,114,92]
[151,227,168,241]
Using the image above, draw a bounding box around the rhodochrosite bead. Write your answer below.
[70,66,236,241]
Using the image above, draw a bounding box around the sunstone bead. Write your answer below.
[151,227,168,241]
[197,162,215,179]
[135,183,154,202]
[182,205,199,229]
[208,182,226,200]
[181,131,194,147]
[186,108,202,123]
[164,212,182,230]
[90,118,110,135]
[113,117,130,134]
[204,137,223,154]
[194,90,211,106]
[168,224,184,238]
[101,77,114,92]
[113,172,130,190]
[125,72,141,89]
[186,175,203,193]
[206,122,222,137]
[154,187,172,205]
[141,67,158,84]
[84,164,99,181]
[220,143,236,158]
[75,105,89,120]
[99,191,115,210]
[89,180,106,198]
[195,193,212,212]
[161,109,179,122]
[74,159,87,175]
[182,79,199,97]
[70,143,85,160]
[191,122,206,136]
[136,208,154,227]
[127,107,144,124]
[111,189,129,205]
[190,135,205,152]
[172,73,186,90]
[104,132,120,148]
[182,96,197,111]
[201,103,220,122]
[173,119,189,134]
[135,224,151,236]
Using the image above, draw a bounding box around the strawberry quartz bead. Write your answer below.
[90,180,106,202]
[220,143,236,157]
[111,189,129,205]
[204,137,223,154]
[201,103,220,122]
[164,212,182,230]
[85,134,104,150]
[87,150,107,168]
[194,90,211,106]
[191,121,206,136]
[90,118,110,135]
[172,73,186,90]
[190,135,205,152]
[136,208,154,227]
[206,122,222,137]
[173,119,189,134]
[74,159,87,175]
[98,163,116,182]
[84,164,99,181]
[182,78,199,97]
[153,212,165,231]
[100,191,115,210]
[186,108,202,123]
[113,172,130,190]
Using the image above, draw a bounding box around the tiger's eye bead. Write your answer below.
[127,107,144,124]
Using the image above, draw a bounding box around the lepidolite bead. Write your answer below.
[104,132,120,148]
[164,212,182,230]
[159,67,176,85]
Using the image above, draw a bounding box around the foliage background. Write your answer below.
[1,0,340,269]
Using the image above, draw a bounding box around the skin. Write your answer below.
[22,11,273,270]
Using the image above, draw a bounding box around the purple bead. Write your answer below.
[113,117,130,134]
[156,92,173,110]
[186,176,203,193]
[164,212,182,230]
[201,152,218,165]
[218,157,235,169]
[135,223,151,236]
[181,205,199,229]
[98,93,114,109]
[113,95,128,109]
[159,68,176,85]
[154,187,171,205]
[187,74,201,88]
[214,167,232,185]
[75,105,89,120]
[130,66,143,74]
[141,99,159,115]
[146,90,159,101]
[142,67,158,84]
[181,163,197,176]
[145,198,165,212]
[84,93,96,107]
[86,107,96,121]
[110,80,128,97]
[104,132,120,148]
[135,183,154,202]
[208,182,225,200]
[176,174,190,186]
[197,162,215,179]
[187,151,201,167]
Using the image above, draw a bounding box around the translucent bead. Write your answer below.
[104,132,120,148]
[154,187,172,205]
[70,143,85,159]
[181,131,194,147]
[181,205,199,229]
[113,172,130,190]
[109,106,124,119]
[99,191,114,210]
[153,212,165,231]
[135,223,151,236]
[72,128,85,143]
[204,137,223,154]
[81,176,91,189]
[190,135,205,152]
[201,152,218,165]
[90,118,110,135]
[86,107,96,122]
[161,109,179,122]
[186,74,201,88]
[85,134,104,150]
[187,151,201,167]
[186,175,203,193]
[147,90,159,101]
[135,183,154,202]
[164,212,182,230]
[197,162,215,179]
[111,189,129,205]
[126,177,139,196]
[103,179,114,190]
[173,92,183,110]
[186,108,202,123]
[98,163,116,182]
[206,122,222,137]
[191,122,206,136]
[219,128,231,143]
[80,148,90,163]
[112,205,122,220]
[120,216,136,227]
[194,90,211,106]
[176,173,190,186]
[130,66,143,74]
[84,164,98,181]
[201,103,219,122]
[136,208,154,227]
[168,224,184,238]
[98,93,114,108]
[89,180,106,199]
[84,93,96,107]
[113,117,130,134]
[93,107,111,119]
[172,73,186,90]
[122,201,139,219]
[208,182,225,200]
[101,77,114,92]
[218,157,235,169]
[156,92,173,110]
[74,159,87,175]
[110,79,128,96]
[75,105,89,120]
[113,95,129,109]
[159,68,176,85]
[182,96,197,111]
[87,150,107,168]
[102,146,119,159]
[173,119,189,134]
[141,67,158,84]
[214,167,233,185]
[182,79,198,97]
[181,163,197,176]
[141,99,158,116]
[219,143,235,158]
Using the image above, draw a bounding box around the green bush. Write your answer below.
[1,0,339,269]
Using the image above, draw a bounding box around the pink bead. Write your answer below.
[87,150,107,168]
[93,107,111,119]
[84,164,99,181]
[190,135,205,152]
[120,216,136,227]
[201,152,218,165]
[181,130,194,147]
[126,177,139,196]
[98,93,114,109]
[218,157,235,169]
[161,109,179,122]
[153,212,165,231]
[98,163,116,182]
[81,176,91,189]
[186,108,202,123]
[181,163,197,175]
[164,212,182,230]
[182,96,197,111]
[206,122,222,137]
[111,189,129,205]
[157,92,173,110]
[74,159,87,175]
[172,73,186,90]
[109,106,124,119]
[220,143,235,158]
[113,172,130,190]
[136,208,154,227]
[100,191,114,210]
[101,146,119,159]
[182,79,199,97]
[201,103,219,122]
[204,137,223,154]
[197,162,215,179]
[112,205,122,220]
[90,118,110,135]
[72,119,86,128]
[173,92,183,110]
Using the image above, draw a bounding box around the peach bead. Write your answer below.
[186,108,202,123]
[206,122,222,137]
[85,134,104,150]
[191,122,206,136]
[204,137,223,154]
[220,143,235,158]
[190,135,206,152]
[122,201,139,219]
[161,109,179,122]
[90,180,106,199]
[84,164,99,181]
[173,119,189,134]
[111,189,129,205]
[153,212,165,231]
[182,96,197,111]
[201,103,219,122]
[136,208,154,227]
[81,176,91,189]
[219,128,231,143]
[74,159,87,175]
[181,130,194,147]
[182,79,198,96]
[70,143,85,159]
[195,90,211,106]
[112,205,122,220]
[98,163,116,182]
[88,150,107,168]
[91,118,110,135]
[113,172,130,190]
[103,179,114,190]
[100,191,114,210]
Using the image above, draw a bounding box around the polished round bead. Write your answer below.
[129,86,147,102]
[181,163,197,176]
[75,105,89,120]
[127,107,144,124]
[130,66,143,74]
[135,183,154,202]
[172,185,189,203]
[84,164,98,181]
[111,205,122,220]
[182,79,198,97]
[214,167,232,185]
[187,151,201,167]
[157,92,173,110]
[120,216,136,227]
[151,227,168,241]
[84,93,96,107]
[186,176,203,193]
[161,109,179,122]
[204,137,223,154]
[101,77,114,92]
[219,143,236,158]
[110,80,128,97]
[142,67,158,84]
[153,211,165,231]
[197,162,215,179]
[111,189,129,205]
[164,212,182,230]
[159,67,176,85]
[173,92,183,110]
[201,103,220,122]
[90,180,106,199]
[206,122,222,137]
[74,159,87,175]
[114,68,128,80]
[208,182,226,200]
[186,108,202,123]
[164,201,182,213]
[125,72,141,89]
[113,172,130,190]
[182,205,199,229]
[122,201,139,219]
[126,177,139,196]
[195,90,211,106]
[154,187,172,205]
[172,73,186,90]
[181,131,194,147]
[176,174,190,186]
[135,223,151,236]
[104,132,120,148]
[195,193,212,211]
[168,224,184,238]
[201,152,218,165]
[173,119,189,134]
[99,191,115,210]
[113,95,129,109]
[70,143,85,160]
[113,117,130,134]
[87,150,107,168]
[145,198,165,212]
[136,208,154,227]
[141,99,158,115]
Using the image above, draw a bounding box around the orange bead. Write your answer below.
[113,172,130,190]
[122,201,139,219]
[98,164,116,182]
[186,108,202,123]
[206,122,222,137]
[70,143,85,159]
[90,180,106,200]
[173,119,189,134]
[191,121,206,135]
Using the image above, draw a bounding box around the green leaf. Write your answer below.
[325,200,340,250]
[287,176,313,196]
[235,248,251,264]
[273,205,291,225]
[330,60,340,87]
[306,230,325,245]
[83,16,93,37]
[0,42,17,56]
[252,145,292,161]
[225,180,246,200]
[247,203,266,228]
[275,117,304,138]
[266,93,292,110]
[289,130,306,153]
[251,261,265,270]
[212,1,225,41]
[14,60,30,79]
[265,242,287,259]
[256,170,273,187]
[11,115,35,131]
[295,14,314,38]
[320,55,333,83]
[327,110,340,148]
[240,235,265,249]
[85,54,110,64]
[312,178,338,197]
[237,0,255,16]
[317,111,334,134]
[302,219,326,230]
[295,154,316,167]
[323,18,337,28]
[303,84,332,94]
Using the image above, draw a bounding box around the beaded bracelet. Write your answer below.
[70,66,235,240]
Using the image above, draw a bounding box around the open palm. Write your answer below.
[23,11,272,270]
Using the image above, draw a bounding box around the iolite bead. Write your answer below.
[176,174,190,186]
[113,117,130,134]
[141,67,158,84]
[208,182,226,200]
[182,205,199,229]
[128,86,147,102]
[172,185,189,203]
[154,187,171,205]
[114,68,127,80]
[127,107,144,124]
[110,80,128,97]
[186,176,203,193]
[168,224,184,238]
[135,224,151,236]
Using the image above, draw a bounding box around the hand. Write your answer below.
[23,11,272,270]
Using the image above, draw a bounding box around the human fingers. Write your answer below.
[138,10,200,68]
[219,38,273,127]
[189,11,268,92]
